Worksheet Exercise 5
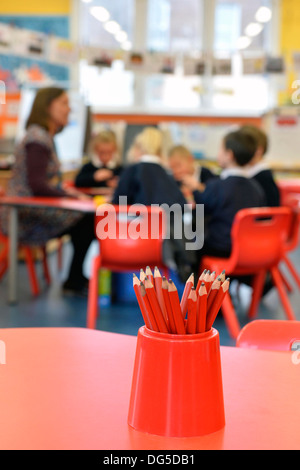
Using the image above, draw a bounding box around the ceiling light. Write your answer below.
[82,0,92,3]
[236,36,252,50]
[121,41,132,51]
[115,31,128,43]
[255,6,272,23]
[90,6,110,22]
[245,22,264,37]
[104,21,121,34]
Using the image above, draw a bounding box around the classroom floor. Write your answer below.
[0,241,299,347]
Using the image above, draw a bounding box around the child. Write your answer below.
[168,144,216,187]
[112,127,195,281]
[240,125,280,207]
[75,130,123,189]
[182,129,266,260]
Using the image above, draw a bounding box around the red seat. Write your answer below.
[87,204,168,329]
[236,319,300,351]
[280,194,300,290]
[201,207,296,339]
[0,185,52,296]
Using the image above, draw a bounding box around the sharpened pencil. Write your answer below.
[206,278,230,331]
[180,272,194,319]
[154,267,169,330]
[186,287,197,334]
[168,279,186,335]
[196,269,207,293]
[133,274,152,329]
[139,281,159,332]
[145,276,169,333]
[145,266,154,286]
[140,268,146,282]
[206,276,222,320]
[162,277,177,334]
[196,282,207,333]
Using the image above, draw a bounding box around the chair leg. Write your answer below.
[283,254,300,289]
[41,246,51,285]
[278,267,293,293]
[87,256,101,329]
[271,266,296,321]
[248,270,267,319]
[220,292,241,339]
[24,247,40,296]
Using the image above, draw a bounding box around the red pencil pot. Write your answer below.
[128,326,225,437]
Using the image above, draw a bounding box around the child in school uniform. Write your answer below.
[182,129,266,263]
[168,144,216,188]
[240,125,280,207]
[112,127,195,280]
[75,130,123,189]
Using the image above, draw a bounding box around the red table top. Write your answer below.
[0,196,96,212]
[0,327,299,450]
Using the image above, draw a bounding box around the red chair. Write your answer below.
[87,204,168,329]
[281,194,300,289]
[201,207,296,339]
[236,319,300,351]
[0,185,51,295]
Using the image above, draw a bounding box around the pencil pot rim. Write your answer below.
[128,326,225,438]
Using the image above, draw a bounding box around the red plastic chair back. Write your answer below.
[236,319,300,351]
[95,204,166,271]
[229,207,292,272]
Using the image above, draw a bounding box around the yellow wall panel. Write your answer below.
[0,0,71,15]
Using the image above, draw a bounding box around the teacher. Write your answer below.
[1,87,95,296]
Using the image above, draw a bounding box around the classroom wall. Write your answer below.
[279,0,300,104]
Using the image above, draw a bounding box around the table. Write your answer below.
[0,196,96,304]
[0,327,299,450]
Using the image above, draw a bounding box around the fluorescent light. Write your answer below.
[90,6,110,22]
[115,31,128,43]
[245,22,264,37]
[82,0,92,3]
[121,41,132,51]
[255,6,272,23]
[236,36,252,50]
[104,20,121,34]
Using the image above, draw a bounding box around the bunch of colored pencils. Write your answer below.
[133,266,230,335]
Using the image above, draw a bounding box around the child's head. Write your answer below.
[218,130,257,169]
[240,125,268,164]
[129,127,163,161]
[91,130,118,165]
[168,145,194,180]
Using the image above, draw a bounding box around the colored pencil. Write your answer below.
[140,268,146,282]
[186,288,197,334]
[145,266,154,286]
[180,273,194,319]
[144,276,169,333]
[196,269,207,293]
[196,282,208,333]
[139,281,159,332]
[206,276,222,320]
[133,274,152,329]
[206,278,230,331]
[168,279,186,335]
[154,267,169,330]
[162,277,177,334]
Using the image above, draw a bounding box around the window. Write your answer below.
[147,0,204,53]
[214,0,272,53]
